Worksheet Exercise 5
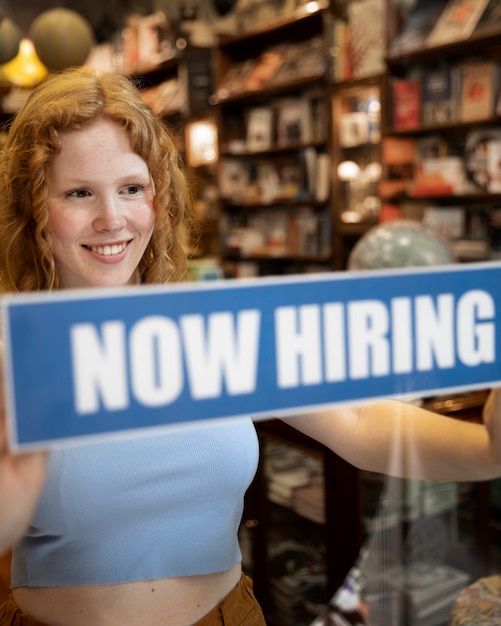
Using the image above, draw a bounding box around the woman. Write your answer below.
[0,67,501,626]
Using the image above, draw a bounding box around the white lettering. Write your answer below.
[392,297,413,374]
[71,321,128,414]
[181,310,260,398]
[130,316,183,406]
[457,290,495,366]
[274,288,495,389]
[348,300,390,378]
[275,305,322,388]
[323,303,346,382]
[415,294,455,370]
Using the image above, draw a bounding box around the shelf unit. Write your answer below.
[241,390,500,626]
[242,419,362,626]
[211,3,334,278]
[134,47,220,262]
[381,13,501,263]
[330,74,384,269]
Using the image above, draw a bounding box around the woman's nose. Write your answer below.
[92,196,126,232]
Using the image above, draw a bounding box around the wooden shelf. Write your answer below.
[387,25,501,68]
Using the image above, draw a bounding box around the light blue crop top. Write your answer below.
[11,418,259,587]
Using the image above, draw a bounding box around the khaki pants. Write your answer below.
[0,574,266,626]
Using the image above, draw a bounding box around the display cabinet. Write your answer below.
[241,418,362,626]
[243,390,501,626]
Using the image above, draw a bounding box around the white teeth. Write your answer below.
[90,242,127,256]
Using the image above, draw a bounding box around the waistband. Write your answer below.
[194,573,266,625]
[0,574,266,626]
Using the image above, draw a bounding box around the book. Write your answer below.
[276,97,313,146]
[308,92,327,143]
[315,153,330,203]
[422,206,466,240]
[217,159,250,201]
[246,107,274,151]
[141,78,184,116]
[487,138,501,192]
[392,79,422,130]
[474,0,501,33]
[426,0,490,47]
[243,48,284,92]
[421,66,457,125]
[379,137,416,198]
[464,129,501,191]
[331,19,350,81]
[387,562,470,608]
[458,60,499,122]
[340,111,369,147]
[271,37,326,86]
[413,155,465,196]
[389,0,450,55]
[215,59,256,100]
[347,0,386,79]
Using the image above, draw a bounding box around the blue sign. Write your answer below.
[4,262,501,449]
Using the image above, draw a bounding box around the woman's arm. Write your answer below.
[282,396,501,482]
[0,349,47,556]
[0,435,47,556]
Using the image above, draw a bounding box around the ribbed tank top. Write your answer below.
[12,418,259,586]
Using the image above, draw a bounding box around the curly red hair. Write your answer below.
[0,67,193,291]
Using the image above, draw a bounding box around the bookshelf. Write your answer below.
[331,75,384,269]
[242,419,362,626]
[211,2,334,279]
[207,4,501,622]
[382,0,501,263]
[134,47,220,262]
[131,4,501,623]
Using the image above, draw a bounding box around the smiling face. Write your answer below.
[46,117,156,290]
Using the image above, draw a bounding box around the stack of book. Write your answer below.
[215,37,326,102]
[293,482,325,524]
[386,562,471,626]
[269,540,327,626]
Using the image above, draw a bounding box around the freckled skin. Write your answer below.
[46,117,155,290]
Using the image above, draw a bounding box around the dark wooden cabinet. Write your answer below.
[242,419,362,625]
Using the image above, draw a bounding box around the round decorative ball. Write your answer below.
[348,220,455,270]
[29,8,94,72]
[0,17,22,65]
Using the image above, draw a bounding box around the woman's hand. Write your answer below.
[0,380,47,556]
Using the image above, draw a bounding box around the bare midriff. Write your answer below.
[13,563,242,626]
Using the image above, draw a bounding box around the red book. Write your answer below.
[393,79,422,130]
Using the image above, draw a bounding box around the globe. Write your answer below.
[348,220,455,270]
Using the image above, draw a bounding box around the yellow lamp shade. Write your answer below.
[0,17,22,64]
[2,39,48,88]
[29,8,94,72]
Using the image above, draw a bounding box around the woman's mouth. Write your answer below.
[87,241,128,256]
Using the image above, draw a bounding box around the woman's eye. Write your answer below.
[124,185,144,195]
[68,189,91,198]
